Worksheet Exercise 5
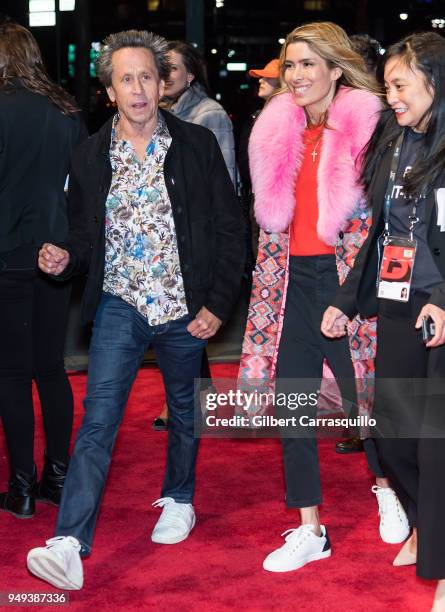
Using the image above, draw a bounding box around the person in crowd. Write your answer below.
[335,33,382,455]
[161,40,235,183]
[152,40,236,431]
[350,34,382,75]
[26,29,245,590]
[237,58,281,192]
[0,22,86,518]
[236,58,281,278]
[249,59,281,102]
[239,21,409,573]
[322,31,445,612]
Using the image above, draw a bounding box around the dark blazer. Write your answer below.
[0,80,86,256]
[333,139,445,318]
[59,110,246,325]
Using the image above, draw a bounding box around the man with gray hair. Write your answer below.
[26,30,245,590]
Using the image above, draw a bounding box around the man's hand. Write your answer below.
[187,307,222,340]
[321,306,349,338]
[38,243,70,276]
[415,303,445,348]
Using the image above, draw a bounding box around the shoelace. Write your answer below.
[152,497,192,525]
[44,536,80,563]
[152,497,175,509]
[280,525,317,553]
[372,487,403,522]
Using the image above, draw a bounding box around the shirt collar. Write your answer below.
[110,111,170,151]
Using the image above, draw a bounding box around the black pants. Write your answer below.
[374,293,445,580]
[0,260,73,475]
[276,256,383,508]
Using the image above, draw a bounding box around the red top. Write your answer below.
[289,124,335,256]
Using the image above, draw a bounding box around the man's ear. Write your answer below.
[106,85,116,103]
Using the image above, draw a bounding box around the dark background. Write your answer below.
[3,0,444,129]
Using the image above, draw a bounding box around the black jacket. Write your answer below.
[333,140,445,319]
[0,80,86,256]
[59,110,246,325]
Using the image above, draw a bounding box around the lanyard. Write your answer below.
[382,130,423,242]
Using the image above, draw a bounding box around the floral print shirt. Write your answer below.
[103,113,188,325]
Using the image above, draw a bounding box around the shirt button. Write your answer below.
[433,247,441,256]
[180,235,186,242]
[177,207,183,214]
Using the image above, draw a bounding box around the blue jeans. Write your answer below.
[55,293,206,554]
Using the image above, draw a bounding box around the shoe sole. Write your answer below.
[335,447,364,454]
[151,516,196,544]
[27,551,82,590]
[380,530,410,544]
[263,548,332,572]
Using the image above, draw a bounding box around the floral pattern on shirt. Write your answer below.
[103,113,188,325]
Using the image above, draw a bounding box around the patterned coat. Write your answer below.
[238,86,381,423]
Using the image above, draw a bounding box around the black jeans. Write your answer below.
[374,293,445,580]
[0,255,73,475]
[276,255,382,508]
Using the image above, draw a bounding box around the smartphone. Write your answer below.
[422,316,436,344]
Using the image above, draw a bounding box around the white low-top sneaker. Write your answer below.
[372,485,410,544]
[151,497,195,544]
[27,536,83,590]
[263,524,331,572]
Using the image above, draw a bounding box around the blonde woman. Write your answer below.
[240,22,407,572]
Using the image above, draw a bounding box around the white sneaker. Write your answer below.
[27,536,83,590]
[263,524,331,572]
[151,497,195,544]
[372,485,410,544]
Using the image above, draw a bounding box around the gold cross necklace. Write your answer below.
[307,129,323,162]
[311,139,321,162]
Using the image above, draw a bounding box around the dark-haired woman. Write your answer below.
[323,31,445,611]
[0,23,86,517]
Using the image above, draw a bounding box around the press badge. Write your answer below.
[377,236,417,302]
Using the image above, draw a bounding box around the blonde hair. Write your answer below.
[273,21,380,110]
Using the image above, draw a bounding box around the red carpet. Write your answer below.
[0,364,435,611]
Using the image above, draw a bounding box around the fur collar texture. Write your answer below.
[248,86,381,244]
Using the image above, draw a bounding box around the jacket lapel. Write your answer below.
[87,117,113,216]
[162,110,188,215]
